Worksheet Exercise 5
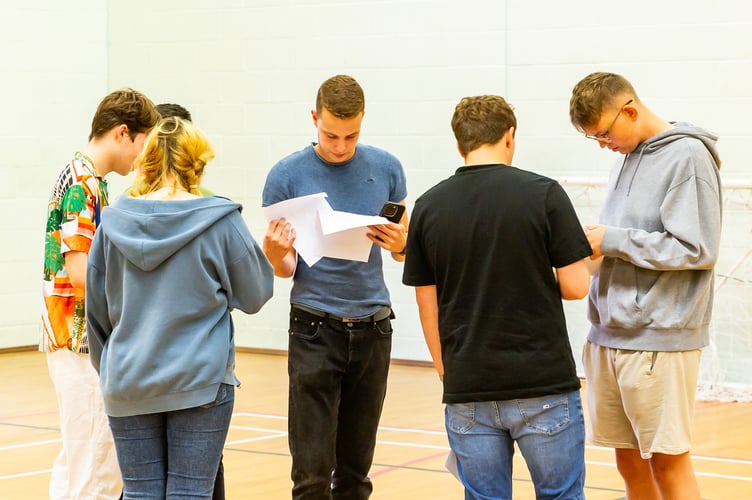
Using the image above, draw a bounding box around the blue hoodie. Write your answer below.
[590,122,722,351]
[86,196,274,417]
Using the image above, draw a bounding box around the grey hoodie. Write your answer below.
[86,196,274,417]
[589,122,722,351]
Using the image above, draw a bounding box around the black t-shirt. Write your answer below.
[403,164,592,403]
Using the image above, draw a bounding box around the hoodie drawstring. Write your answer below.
[612,146,648,196]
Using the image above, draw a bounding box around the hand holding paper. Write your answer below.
[264,192,389,267]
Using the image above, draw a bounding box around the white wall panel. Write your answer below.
[0,2,108,349]
[5,1,751,389]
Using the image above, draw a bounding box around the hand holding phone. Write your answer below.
[379,202,405,223]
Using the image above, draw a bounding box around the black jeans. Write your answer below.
[287,307,393,500]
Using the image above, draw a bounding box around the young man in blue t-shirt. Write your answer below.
[262,74,408,499]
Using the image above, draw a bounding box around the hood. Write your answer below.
[615,122,721,195]
[99,196,242,271]
[638,121,721,168]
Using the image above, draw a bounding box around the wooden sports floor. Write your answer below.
[2,350,751,499]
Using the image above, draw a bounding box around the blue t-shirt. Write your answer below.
[263,143,407,318]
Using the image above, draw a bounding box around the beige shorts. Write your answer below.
[582,341,701,459]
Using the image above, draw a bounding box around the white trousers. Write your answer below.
[47,349,122,499]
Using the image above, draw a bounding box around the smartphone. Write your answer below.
[379,202,405,223]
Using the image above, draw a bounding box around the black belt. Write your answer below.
[292,304,392,323]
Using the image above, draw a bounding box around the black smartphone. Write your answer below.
[379,202,405,223]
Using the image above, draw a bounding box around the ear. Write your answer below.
[505,126,516,147]
[311,110,318,127]
[623,103,638,121]
[115,124,130,142]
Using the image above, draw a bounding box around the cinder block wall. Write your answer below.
[1,2,108,348]
[5,2,751,386]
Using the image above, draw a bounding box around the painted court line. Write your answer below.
[236,415,752,467]
[4,412,751,484]
[587,444,752,466]
[230,425,286,433]
[232,415,752,483]
[378,425,446,436]
[0,438,60,451]
[225,433,287,446]
[1,469,52,480]
[376,440,449,451]
[369,451,448,478]
[233,412,287,421]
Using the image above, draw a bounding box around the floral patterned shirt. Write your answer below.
[40,152,108,353]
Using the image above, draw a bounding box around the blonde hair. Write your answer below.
[132,117,214,196]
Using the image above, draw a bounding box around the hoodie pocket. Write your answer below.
[597,262,710,331]
[594,263,645,329]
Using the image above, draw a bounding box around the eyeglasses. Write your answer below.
[584,99,633,143]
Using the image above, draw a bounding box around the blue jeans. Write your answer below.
[446,390,585,500]
[287,307,393,500]
[108,384,234,499]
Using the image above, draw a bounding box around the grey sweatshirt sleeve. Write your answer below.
[602,166,721,271]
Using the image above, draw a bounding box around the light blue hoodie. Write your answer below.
[87,196,274,417]
[589,122,722,351]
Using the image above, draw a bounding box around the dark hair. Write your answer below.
[451,95,517,156]
[156,103,192,122]
[570,72,637,130]
[315,75,365,118]
[89,88,160,141]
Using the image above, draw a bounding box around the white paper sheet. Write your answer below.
[263,192,390,267]
[444,450,461,482]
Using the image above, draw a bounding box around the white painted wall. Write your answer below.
[4,1,751,385]
[0,1,108,349]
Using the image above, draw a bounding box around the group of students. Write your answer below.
[39,71,721,500]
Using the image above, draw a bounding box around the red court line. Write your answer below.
[696,400,741,409]
[369,451,448,478]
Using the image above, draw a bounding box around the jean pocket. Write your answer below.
[374,317,394,337]
[446,402,476,434]
[289,312,323,341]
[200,383,234,409]
[517,394,571,435]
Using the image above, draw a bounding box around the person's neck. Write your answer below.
[139,176,198,200]
[138,182,198,201]
[80,141,112,178]
[638,107,674,143]
[463,143,513,167]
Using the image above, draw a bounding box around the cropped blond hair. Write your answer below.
[132,117,214,196]
[570,72,637,130]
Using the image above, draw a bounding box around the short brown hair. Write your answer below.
[89,88,160,141]
[570,72,637,130]
[315,75,365,118]
[451,95,517,156]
